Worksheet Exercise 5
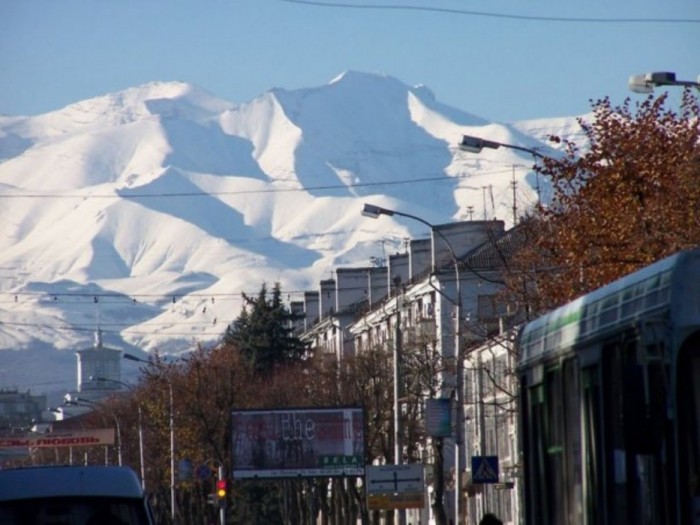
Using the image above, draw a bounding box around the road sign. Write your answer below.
[196,464,213,480]
[366,464,424,494]
[472,455,499,484]
[367,492,425,510]
[366,464,425,510]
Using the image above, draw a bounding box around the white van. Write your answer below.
[0,465,155,525]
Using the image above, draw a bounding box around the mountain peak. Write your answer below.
[37,81,234,130]
[0,72,580,400]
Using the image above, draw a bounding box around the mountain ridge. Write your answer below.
[0,71,582,398]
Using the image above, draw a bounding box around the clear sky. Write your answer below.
[1,0,699,122]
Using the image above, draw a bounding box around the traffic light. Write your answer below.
[216,478,227,499]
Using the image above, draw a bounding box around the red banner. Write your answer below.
[0,428,115,448]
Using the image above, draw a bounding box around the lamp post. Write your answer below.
[124,353,176,523]
[459,134,546,212]
[459,134,544,159]
[362,203,464,525]
[628,71,700,93]
[48,407,75,465]
[92,376,146,490]
[64,396,122,467]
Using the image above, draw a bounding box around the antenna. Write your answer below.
[512,165,518,225]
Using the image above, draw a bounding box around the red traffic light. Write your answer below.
[216,479,227,499]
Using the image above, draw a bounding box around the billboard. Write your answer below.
[231,407,364,479]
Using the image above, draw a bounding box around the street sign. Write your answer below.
[494,482,515,490]
[472,455,499,484]
[196,464,213,480]
[367,492,425,510]
[366,464,424,494]
[365,464,425,510]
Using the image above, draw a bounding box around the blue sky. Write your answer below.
[1,0,698,122]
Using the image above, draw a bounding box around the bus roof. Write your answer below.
[0,465,144,501]
[518,249,700,367]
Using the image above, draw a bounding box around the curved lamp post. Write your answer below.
[64,396,122,467]
[362,203,464,525]
[459,134,546,213]
[628,71,700,94]
[459,134,543,159]
[124,353,176,523]
[92,376,146,490]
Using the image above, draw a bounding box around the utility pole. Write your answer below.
[511,166,518,225]
[218,465,226,525]
[393,278,406,525]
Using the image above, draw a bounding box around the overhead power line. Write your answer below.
[0,165,532,199]
[274,0,700,24]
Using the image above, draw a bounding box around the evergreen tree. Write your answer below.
[224,282,307,374]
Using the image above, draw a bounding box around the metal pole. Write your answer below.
[425,225,464,525]
[115,414,123,466]
[394,290,406,525]
[122,355,173,516]
[362,204,464,524]
[138,404,145,490]
[92,376,143,483]
[169,379,176,524]
[72,397,122,467]
[218,465,226,525]
[455,269,463,524]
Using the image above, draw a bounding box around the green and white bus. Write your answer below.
[517,249,700,525]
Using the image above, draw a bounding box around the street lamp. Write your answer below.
[124,353,176,523]
[628,71,700,94]
[459,134,544,159]
[64,395,122,467]
[362,202,464,525]
[459,134,546,212]
[92,376,146,490]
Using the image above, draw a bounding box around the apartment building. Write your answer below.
[297,219,525,524]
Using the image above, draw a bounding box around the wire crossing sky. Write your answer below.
[275,0,700,23]
[1,0,698,122]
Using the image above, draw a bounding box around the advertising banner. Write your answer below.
[425,398,452,437]
[231,407,364,479]
[0,428,115,449]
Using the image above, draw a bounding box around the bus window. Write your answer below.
[581,365,603,524]
[678,334,700,525]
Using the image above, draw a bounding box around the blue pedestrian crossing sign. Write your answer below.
[471,455,499,483]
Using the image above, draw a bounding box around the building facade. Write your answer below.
[297,219,525,524]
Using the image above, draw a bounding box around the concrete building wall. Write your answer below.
[387,252,409,290]
[319,280,336,320]
[335,268,372,313]
[433,220,505,269]
[303,291,320,330]
[368,267,388,306]
[409,238,432,280]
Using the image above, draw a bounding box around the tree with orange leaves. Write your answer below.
[506,89,700,315]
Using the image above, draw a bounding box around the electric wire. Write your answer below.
[0,165,531,199]
[273,0,700,24]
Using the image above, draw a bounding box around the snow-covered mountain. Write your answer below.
[0,71,583,398]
